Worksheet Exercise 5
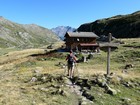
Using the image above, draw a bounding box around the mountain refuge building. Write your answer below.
[64,32,99,52]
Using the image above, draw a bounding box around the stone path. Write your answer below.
[65,77,94,105]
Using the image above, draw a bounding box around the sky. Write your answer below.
[1,0,140,29]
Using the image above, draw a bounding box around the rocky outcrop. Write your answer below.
[27,69,140,105]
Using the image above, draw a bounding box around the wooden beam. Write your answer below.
[107,33,112,75]
[99,33,119,75]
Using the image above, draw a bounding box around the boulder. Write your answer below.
[30,77,37,82]
[105,84,117,95]
[82,90,95,101]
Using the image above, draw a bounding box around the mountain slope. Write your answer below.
[0,16,60,48]
[51,26,76,40]
[77,11,140,38]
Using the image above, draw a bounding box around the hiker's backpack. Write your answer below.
[68,54,75,64]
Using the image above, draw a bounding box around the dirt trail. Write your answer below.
[0,57,30,70]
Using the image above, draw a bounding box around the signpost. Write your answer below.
[107,33,111,75]
[100,33,119,76]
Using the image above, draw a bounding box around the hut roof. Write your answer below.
[65,32,99,38]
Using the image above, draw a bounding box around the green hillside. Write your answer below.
[0,38,139,105]
[0,16,60,48]
[78,11,140,38]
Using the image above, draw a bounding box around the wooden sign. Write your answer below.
[99,33,119,75]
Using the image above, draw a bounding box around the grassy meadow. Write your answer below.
[0,38,139,105]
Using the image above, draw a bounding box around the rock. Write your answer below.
[110,72,116,76]
[40,88,49,92]
[41,76,47,82]
[121,97,132,105]
[121,97,131,102]
[81,101,88,105]
[60,90,70,96]
[125,64,133,69]
[76,79,83,86]
[107,87,117,95]
[82,90,94,101]
[30,77,37,82]
[34,69,42,77]
[80,97,89,105]
[123,81,135,88]
[57,88,63,94]
[105,84,117,95]
[96,76,107,87]
[64,77,72,85]
[34,69,40,73]
[87,54,94,59]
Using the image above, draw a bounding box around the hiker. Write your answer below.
[66,50,77,78]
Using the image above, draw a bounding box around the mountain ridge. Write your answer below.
[0,17,60,48]
[51,26,76,40]
[77,11,140,38]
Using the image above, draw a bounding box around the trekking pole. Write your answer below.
[74,63,79,77]
[63,63,68,76]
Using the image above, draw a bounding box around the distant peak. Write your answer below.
[0,16,5,19]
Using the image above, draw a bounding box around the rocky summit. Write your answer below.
[51,26,76,40]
